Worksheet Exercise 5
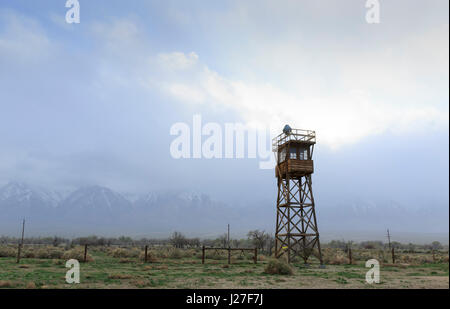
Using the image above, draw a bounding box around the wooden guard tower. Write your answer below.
[272,126,323,264]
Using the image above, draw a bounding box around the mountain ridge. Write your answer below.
[0,182,448,243]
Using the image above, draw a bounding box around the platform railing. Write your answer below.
[272,129,316,152]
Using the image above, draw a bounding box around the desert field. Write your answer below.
[0,245,448,289]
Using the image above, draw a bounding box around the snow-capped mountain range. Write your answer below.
[0,181,448,242]
[0,182,63,208]
[0,182,264,236]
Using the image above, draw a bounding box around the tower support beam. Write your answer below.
[275,175,323,264]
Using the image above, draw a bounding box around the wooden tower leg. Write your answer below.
[275,174,323,264]
[275,179,281,258]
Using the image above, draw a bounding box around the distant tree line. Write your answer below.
[324,239,446,252]
[0,233,447,253]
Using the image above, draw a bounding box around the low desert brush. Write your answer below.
[0,280,14,288]
[167,248,184,259]
[139,251,159,263]
[264,259,293,275]
[108,273,134,279]
[62,248,93,262]
[322,248,349,265]
[109,247,140,258]
[0,246,16,258]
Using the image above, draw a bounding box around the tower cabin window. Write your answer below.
[299,146,308,160]
[279,145,309,162]
[299,148,308,160]
[286,145,309,160]
[289,147,297,160]
[279,148,287,163]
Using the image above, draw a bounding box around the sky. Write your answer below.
[0,1,448,232]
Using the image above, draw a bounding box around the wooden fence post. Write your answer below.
[228,247,231,264]
[84,244,88,263]
[144,245,148,263]
[348,248,352,265]
[202,246,205,264]
[432,249,436,263]
[391,247,395,264]
[254,248,257,264]
[16,219,25,264]
[16,243,22,264]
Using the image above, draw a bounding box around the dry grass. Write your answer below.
[382,263,408,268]
[184,260,198,264]
[62,248,93,262]
[24,247,65,259]
[108,273,133,279]
[0,280,13,288]
[108,247,141,259]
[397,253,435,265]
[131,279,149,288]
[1,245,64,260]
[139,251,159,263]
[320,248,450,266]
[322,248,349,265]
[0,246,16,258]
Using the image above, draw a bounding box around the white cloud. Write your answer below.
[151,18,449,148]
[157,43,448,148]
[91,19,139,44]
[0,10,52,64]
[157,52,199,71]
[167,83,205,103]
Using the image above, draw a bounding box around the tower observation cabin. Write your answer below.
[273,126,316,178]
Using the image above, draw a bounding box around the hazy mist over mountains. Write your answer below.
[0,181,447,244]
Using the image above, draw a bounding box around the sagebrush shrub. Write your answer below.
[139,251,158,263]
[322,248,348,265]
[36,247,64,259]
[168,248,183,259]
[62,248,93,262]
[264,259,293,275]
[109,248,140,258]
[0,246,16,258]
